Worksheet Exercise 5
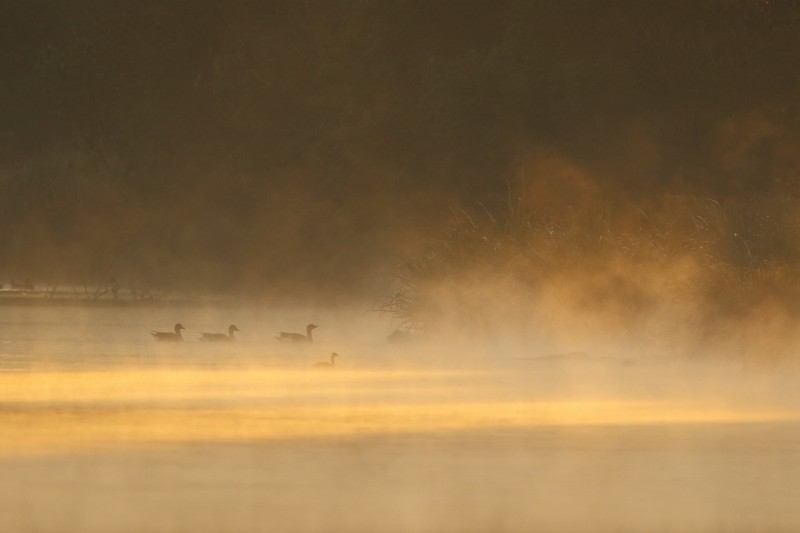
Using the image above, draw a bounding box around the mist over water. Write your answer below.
[4,1,800,531]
[2,303,800,532]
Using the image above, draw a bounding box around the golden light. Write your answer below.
[2,367,796,458]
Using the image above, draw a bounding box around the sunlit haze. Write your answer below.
[3,2,800,532]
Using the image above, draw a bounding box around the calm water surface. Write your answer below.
[1,304,799,532]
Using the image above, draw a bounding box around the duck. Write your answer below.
[387,329,411,343]
[313,352,339,368]
[276,323,318,343]
[151,323,185,341]
[201,324,239,341]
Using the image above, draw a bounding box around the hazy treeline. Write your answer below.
[384,181,800,360]
[2,1,800,301]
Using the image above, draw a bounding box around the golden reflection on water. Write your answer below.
[0,368,482,403]
[1,367,797,458]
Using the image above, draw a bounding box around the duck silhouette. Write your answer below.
[313,352,339,368]
[151,323,185,341]
[276,323,318,343]
[201,324,239,342]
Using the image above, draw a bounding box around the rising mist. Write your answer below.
[3,3,800,532]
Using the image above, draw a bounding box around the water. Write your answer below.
[2,303,800,532]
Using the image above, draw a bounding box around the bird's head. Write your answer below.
[230,325,240,332]
[175,323,186,331]
[308,324,319,330]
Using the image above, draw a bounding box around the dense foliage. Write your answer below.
[2,1,800,298]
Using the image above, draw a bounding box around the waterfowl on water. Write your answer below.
[314,352,339,368]
[387,329,411,343]
[276,323,318,343]
[151,323,185,341]
[201,324,239,341]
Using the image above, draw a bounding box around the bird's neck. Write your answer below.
[306,327,314,340]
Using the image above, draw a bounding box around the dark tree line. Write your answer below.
[1,1,799,297]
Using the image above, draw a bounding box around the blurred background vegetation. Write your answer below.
[1,1,800,305]
[383,181,800,360]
